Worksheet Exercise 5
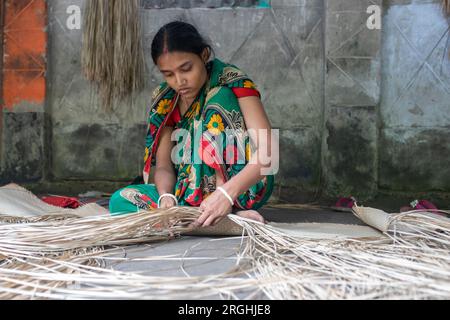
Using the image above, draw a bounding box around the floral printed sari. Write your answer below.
[109,59,274,215]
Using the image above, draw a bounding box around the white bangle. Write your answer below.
[158,193,178,208]
[217,186,234,206]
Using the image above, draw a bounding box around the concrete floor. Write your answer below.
[108,237,242,277]
[259,206,366,225]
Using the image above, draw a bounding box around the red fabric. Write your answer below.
[335,197,357,208]
[198,138,222,171]
[401,199,445,217]
[413,200,438,211]
[166,107,181,127]
[231,87,260,99]
[41,196,80,209]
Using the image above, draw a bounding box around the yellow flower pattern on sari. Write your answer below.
[207,114,225,136]
[243,80,257,89]
[156,99,172,115]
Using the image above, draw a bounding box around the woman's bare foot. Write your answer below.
[235,210,267,224]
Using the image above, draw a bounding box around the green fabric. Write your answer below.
[110,184,159,216]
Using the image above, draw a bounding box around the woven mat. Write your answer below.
[0,184,384,239]
[0,183,109,217]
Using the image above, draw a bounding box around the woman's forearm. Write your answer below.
[221,128,275,201]
[154,167,177,195]
[221,162,269,201]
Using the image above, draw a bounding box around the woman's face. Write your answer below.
[156,50,208,101]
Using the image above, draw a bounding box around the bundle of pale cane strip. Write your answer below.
[0,207,201,254]
[229,209,450,300]
[0,206,449,300]
[0,208,252,300]
[353,205,450,249]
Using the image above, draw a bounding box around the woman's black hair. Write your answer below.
[151,21,213,65]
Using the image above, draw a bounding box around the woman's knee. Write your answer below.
[109,186,138,216]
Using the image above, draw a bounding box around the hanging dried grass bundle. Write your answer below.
[81,0,145,110]
[444,0,450,15]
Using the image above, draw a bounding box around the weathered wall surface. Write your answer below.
[380,0,450,192]
[0,0,47,183]
[322,0,382,198]
[1,0,449,201]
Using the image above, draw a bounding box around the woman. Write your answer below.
[109,21,275,227]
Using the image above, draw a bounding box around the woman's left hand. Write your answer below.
[195,190,234,227]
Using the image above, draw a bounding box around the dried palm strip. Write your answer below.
[1,206,450,299]
[0,208,196,254]
[0,243,260,300]
[227,214,450,299]
[0,247,106,300]
[2,214,449,300]
[0,207,246,258]
[353,205,450,248]
[0,214,78,224]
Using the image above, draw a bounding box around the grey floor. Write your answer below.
[259,206,366,225]
[108,236,244,278]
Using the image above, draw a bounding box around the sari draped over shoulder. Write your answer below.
[109,59,274,214]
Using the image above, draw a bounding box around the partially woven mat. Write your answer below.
[184,217,244,236]
[0,184,390,238]
[0,184,109,218]
[0,184,243,236]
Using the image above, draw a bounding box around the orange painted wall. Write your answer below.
[2,0,47,110]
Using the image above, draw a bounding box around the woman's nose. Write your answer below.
[175,74,185,87]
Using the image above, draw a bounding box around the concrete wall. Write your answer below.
[1,0,48,183]
[1,0,449,201]
[380,0,450,192]
[323,0,382,198]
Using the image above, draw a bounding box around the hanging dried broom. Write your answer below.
[444,0,450,15]
[81,0,145,110]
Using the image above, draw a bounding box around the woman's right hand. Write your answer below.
[159,196,177,209]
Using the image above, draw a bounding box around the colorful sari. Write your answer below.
[109,58,274,215]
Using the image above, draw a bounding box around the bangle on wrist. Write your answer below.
[217,186,234,206]
[158,193,178,208]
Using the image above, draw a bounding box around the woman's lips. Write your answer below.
[179,88,190,95]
